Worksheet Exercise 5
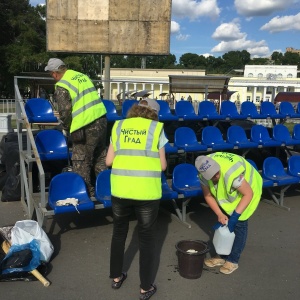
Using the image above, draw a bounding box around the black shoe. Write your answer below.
[139,284,157,300]
[111,272,127,289]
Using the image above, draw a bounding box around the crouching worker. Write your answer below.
[195,152,263,274]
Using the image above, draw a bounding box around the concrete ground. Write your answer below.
[0,187,299,300]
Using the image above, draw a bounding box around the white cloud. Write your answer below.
[260,13,300,33]
[234,0,296,17]
[171,21,181,34]
[172,0,221,20]
[176,34,191,41]
[212,20,245,41]
[211,37,271,57]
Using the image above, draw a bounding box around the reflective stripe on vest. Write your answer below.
[56,70,106,132]
[111,118,163,200]
[207,152,262,220]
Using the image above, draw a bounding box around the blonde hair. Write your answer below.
[126,104,158,121]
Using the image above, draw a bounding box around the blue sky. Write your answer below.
[30,0,300,60]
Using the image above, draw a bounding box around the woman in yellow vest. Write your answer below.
[195,152,263,275]
[106,99,167,300]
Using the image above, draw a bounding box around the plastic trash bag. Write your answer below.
[0,239,40,274]
[11,220,54,262]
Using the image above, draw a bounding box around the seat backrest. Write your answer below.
[157,100,172,115]
[25,98,57,122]
[48,172,89,203]
[174,127,198,146]
[122,100,138,118]
[198,101,219,116]
[251,125,272,142]
[260,101,277,115]
[263,157,287,178]
[292,124,300,140]
[273,124,291,142]
[246,159,259,170]
[227,125,248,143]
[35,129,69,160]
[172,163,200,190]
[95,169,111,204]
[288,155,300,177]
[202,126,224,144]
[102,99,117,115]
[240,101,259,116]
[175,101,195,117]
[220,101,239,116]
[279,102,295,116]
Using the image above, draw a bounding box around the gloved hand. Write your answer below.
[212,222,223,230]
[227,211,241,232]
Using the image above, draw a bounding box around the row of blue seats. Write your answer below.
[47,155,300,223]
[171,124,300,154]
[32,122,300,162]
[24,97,300,125]
[104,99,300,122]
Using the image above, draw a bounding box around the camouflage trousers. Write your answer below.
[71,116,107,196]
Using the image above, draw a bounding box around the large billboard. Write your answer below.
[46,0,172,55]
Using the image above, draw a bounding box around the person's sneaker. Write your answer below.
[204,257,226,267]
[220,261,238,274]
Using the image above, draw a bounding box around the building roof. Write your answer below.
[274,92,300,103]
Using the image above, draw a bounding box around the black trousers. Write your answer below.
[110,196,160,291]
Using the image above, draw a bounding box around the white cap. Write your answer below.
[138,99,160,112]
[45,58,65,71]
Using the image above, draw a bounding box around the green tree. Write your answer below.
[179,53,203,68]
[282,52,300,68]
[271,51,284,64]
[222,50,251,73]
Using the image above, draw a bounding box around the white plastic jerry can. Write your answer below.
[213,225,235,255]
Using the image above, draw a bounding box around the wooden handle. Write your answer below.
[1,240,51,287]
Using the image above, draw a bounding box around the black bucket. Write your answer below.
[175,240,209,279]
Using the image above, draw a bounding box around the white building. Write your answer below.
[107,65,300,103]
[229,65,300,105]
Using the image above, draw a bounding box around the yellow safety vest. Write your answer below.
[111,117,163,200]
[205,152,263,220]
[55,70,106,133]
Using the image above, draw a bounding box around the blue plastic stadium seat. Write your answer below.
[48,172,94,214]
[122,100,138,118]
[260,101,285,119]
[250,125,282,147]
[164,142,179,154]
[227,125,259,149]
[35,129,71,161]
[161,172,178,201]
[95,169,112,207]
[240,101,267,119]
[174,127,207,152]
[263,157,300,186]
[157,100,178,121]
[273,124,300,146]
[175,101,200,121]
[246,159,274,188]
[279,102,300,119]
[172,163,203,198]
[201,126,234,150]
[197,100,225,121]
[220,101,247,120]
[102,100,122,122]
[292,124,300,141]
[288,155,300,178]
[25,98,58,123]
